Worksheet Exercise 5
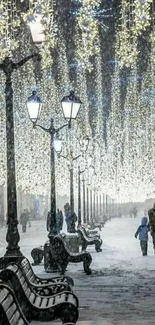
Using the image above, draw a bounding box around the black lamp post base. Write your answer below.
[0,254,24,270]
[44,240,60,273]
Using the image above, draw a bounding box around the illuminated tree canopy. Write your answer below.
[0,0,155,204]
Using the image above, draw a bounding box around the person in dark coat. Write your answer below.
[148,203,155,252]
[20,209,29,233]
[69,212,77,233]
[132,206,137,218]
[135,216,150,256]
[64,203,71,232]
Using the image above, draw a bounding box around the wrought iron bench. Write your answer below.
[31,246,44,265]
[0,264,79,324]
[20,257,74,288]
[9,261,72,296]
[0,283,30,325]
[77,227,102,252]
[50,234,92,275]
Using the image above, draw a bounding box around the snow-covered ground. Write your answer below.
[1,216,155,324]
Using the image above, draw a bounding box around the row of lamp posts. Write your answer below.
[0,51,82,269]
[77,184,114,227]
[0,54,115,269]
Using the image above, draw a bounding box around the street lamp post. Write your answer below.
[70,163,74,214]
[27,91,81,238]
[90,189,93,225]
[100,193,102,216]
[57,150,81,217]
[0,54,40,268]
[103,193,105,215]
[86,187,89,224]
[96,194,99,221]
[106,194,108,215]
[93,191,95,222]
[77,166,85,228]
[82,177,86,224]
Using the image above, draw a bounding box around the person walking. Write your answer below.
[148,203,155,253]
[20,209,29,233]
[134,216,150,256]
[64,203,71,232]
[132,206,137,218]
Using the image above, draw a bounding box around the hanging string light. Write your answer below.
[75,0,101,71]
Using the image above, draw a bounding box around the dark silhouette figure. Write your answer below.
[132,206,137,218]
[69,212,77,233]
[20,209,30,233]
[64,203,71,232]
[148,203,155,252]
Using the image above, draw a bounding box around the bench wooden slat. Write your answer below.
[34,295,42,306]
[0,284,29,325]
[46,296,54,307]
[25,287,31,298]
[10,309,20,325]
[22,281,28,292]
[39,297,48,308]
[2,295,13,310]
[17,319,25,325]
[6,302,17,320]
[29,292,36,304]
[0,288,9,302]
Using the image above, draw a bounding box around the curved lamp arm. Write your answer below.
[13,53,41,70]
[33,123,50,133]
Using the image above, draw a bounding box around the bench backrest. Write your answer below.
[1,265,33,302]
[20,258,36,283]
[0,283,29,325]
[77,228,86,239]
[81,227,88,237]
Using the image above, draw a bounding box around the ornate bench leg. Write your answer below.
[83,256,92,275]
[59,261,68,275]
[95,242,102,253]
[81,242,87,251]
[60,304,78,324]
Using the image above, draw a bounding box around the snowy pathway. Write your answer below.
[1,216,155,324]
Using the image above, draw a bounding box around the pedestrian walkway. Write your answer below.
[1,216,155,324]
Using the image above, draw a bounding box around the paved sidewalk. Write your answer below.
[1,217,155,325]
